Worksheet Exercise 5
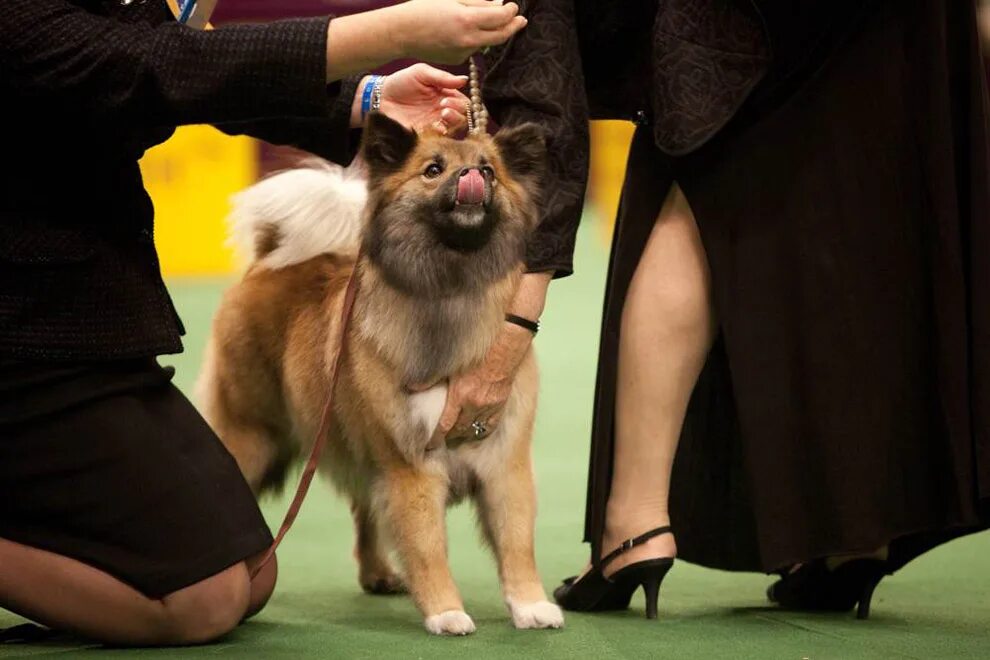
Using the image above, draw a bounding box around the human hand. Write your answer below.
[386,0,527,65]
[426,322,534,446]
[350,64,469,133]
[381,64,470,134]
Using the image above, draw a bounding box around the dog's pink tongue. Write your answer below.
[456,169,485,205]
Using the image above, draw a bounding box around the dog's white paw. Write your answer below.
[424,610,476,636]
[507,599,565,630]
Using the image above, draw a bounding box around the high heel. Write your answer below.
[767,558,889,619]
[553,526,675,619]
[642,568,663,620]
[856,571,883,620]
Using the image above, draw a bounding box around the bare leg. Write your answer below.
[602,182,716,576]
[351,501,405,594]
[0,536,270,646]
[244,551,278,619]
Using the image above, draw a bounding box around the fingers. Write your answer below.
[448,402,505,441]
[414,64,468,90]
[465,1,519,30]
[420,93,468,136]
[430,395,461,445]
[439,94,469,131]
[445,402,483,440]
[440,93,469,112]
[484,407,504,436]
[477,14,527,45]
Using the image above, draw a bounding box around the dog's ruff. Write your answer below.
[199,115,556,636]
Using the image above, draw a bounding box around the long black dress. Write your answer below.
[482,0,990,575]
[581,0,990,573]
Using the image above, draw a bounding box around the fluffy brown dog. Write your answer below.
[197,113,563,635]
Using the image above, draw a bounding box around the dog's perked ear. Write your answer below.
[361,112,418,178]
[493,123,547,183]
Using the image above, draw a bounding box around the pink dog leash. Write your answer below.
[250,254,363,578]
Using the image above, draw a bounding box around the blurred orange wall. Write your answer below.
[144,121,634,276]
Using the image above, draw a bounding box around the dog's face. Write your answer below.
[359,112,545,298]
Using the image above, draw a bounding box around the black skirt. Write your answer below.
[585,0,990,572]
[0,360,272,598]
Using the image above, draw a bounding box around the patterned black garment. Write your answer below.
[482,0,591,278]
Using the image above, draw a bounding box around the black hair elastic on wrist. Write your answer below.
[505,313,540,335]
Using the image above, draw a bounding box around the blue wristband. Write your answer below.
[361,76,381,120]
[177,0,196,23]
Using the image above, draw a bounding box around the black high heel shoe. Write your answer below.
[553,526,674,619]
[767,558,889,619]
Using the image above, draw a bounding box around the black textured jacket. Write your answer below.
[0,0,366,361]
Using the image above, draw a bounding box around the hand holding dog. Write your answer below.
[429,272,553,443]
[430,322,532,444]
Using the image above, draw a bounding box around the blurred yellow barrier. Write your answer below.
[140,126,257,276]
[588,120,635,240]
[142,121,633,277]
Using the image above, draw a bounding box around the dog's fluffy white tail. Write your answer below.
[227,159,368,270]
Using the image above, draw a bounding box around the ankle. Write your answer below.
[603,501,670,541]
[824,546,889,571]
[599,524,677,577]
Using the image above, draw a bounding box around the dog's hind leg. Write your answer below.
[351,500,406,595]
[211,419,288,495]
[377,465,474,635]
[474,436,564,630]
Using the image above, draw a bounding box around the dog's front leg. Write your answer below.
[475,439,564,630]
[377,463,473,636]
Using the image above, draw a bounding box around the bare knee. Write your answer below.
[245,554,277,620]
[160,563,251,644]
[624,186,713,340]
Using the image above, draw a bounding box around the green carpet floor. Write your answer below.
[3,220,990,659]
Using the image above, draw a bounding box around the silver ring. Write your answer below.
[471,420,488,438]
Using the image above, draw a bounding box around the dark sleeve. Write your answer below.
[213,75,364,164]
[1,0,340,132]
[482,0,590,278]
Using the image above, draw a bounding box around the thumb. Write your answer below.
[417,65,468,90]
[431,397,460,444]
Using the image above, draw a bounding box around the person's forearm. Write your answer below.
[326,10,403,82]
[481,271,551,379]
[509,271,553,321]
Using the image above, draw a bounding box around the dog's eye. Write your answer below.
[480,165,495,179]
[423,163,444,179]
